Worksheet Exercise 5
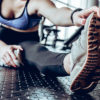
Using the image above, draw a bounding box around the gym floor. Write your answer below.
[0,66,99,100]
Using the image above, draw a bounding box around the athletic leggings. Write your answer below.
[0,26,68,76]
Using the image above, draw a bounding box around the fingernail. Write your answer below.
[20,48,23,51]
[14,57,17,59]
[82,19,86,25]
[14,65,16,67]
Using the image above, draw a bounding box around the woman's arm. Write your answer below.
[30,0,73,26]
[30,0,100,27]
[0,40,7,47]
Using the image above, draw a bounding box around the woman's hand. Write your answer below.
[0,45,23,68]
[73,6,100,26]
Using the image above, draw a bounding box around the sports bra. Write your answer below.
[0,0,41,30]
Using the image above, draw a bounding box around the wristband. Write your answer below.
[71,8,83,24]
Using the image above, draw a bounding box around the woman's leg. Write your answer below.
[19,39,97,93]
[19,40,69,76]
[0,26,70,76]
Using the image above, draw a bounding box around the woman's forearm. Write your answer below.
[36,0,73,26]
[52,7,73,26]
[0,40,7,47]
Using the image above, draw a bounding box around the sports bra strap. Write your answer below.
[25,0,29,7]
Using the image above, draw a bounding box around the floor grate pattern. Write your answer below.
[0,66,99,100]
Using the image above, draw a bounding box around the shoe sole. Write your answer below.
[70,13,100,92]
[72,81,98,93]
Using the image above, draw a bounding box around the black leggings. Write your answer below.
[0,26,68,76]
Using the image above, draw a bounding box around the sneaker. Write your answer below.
[70,12,100,92]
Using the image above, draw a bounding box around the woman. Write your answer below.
[0,0,100,92]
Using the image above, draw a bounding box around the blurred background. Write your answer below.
[39,0,99,53]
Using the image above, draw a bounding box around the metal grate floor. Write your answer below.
[0,66,99,100]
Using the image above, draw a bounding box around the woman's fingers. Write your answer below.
[12,45,23,51]
[89,6,100,17]
[73,11,86,26]
[2,56,11,66]
[73,6,100,26]
[8,49,17,60]
[4,52,16,67]
[7,52,17,67]
[75,17,86,26]
[79,6,100,18]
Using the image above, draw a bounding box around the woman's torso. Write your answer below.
[0,0,41,43]
[0,0,42,32]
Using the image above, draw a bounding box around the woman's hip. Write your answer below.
[0,26,40,44]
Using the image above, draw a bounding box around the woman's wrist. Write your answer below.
[0,40,7,48]
[71,8,83,24]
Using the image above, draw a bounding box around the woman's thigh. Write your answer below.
[19,40,68,76]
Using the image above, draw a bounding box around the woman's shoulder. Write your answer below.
[27,0,50,16]
[28,0,55,15]
[29,0,53,5]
